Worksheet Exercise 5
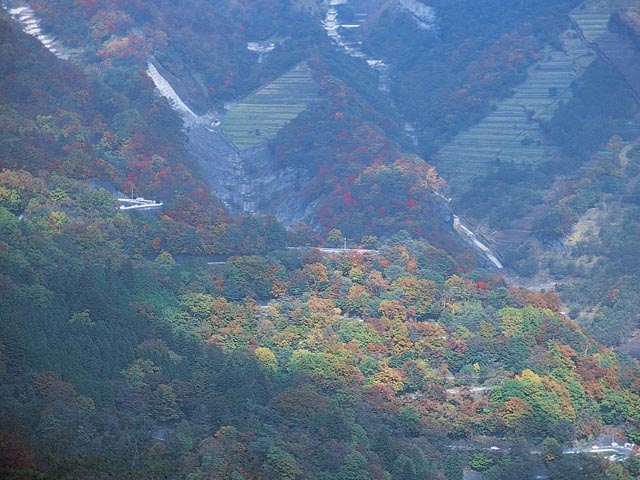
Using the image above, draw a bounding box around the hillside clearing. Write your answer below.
[221,62,319,150]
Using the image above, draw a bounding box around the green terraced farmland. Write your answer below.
[434,6,605,195]
[221,62,318,150]
[570,4,611,43]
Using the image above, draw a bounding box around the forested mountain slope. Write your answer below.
[2,1,640,479]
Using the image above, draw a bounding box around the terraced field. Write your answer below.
[570,4,611,43]
[434,2,611,195]
[221,62,319,150]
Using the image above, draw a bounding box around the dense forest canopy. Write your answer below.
[2,0,640,478]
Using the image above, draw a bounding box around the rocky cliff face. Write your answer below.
[240,145,315,223]
[185,121,316,224]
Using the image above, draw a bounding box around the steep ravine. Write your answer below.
[2,0,508,267]
[146,60,315,223]
[145,3,505,266]
[156,0,428,223]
